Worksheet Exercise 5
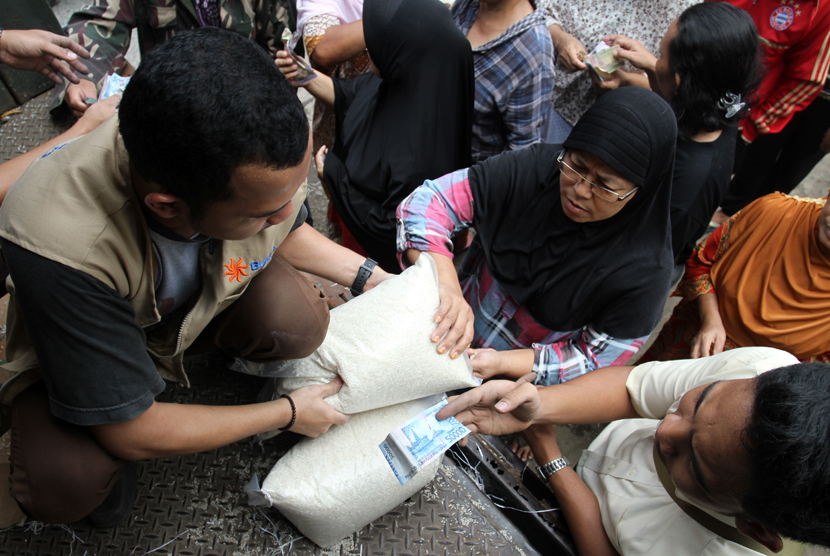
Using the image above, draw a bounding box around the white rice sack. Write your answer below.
[244,253,481,414]
[260,398,442,547]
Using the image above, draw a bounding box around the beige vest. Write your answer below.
[0,118,306,431]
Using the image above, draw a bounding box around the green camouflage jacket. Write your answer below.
[51,0,294,110]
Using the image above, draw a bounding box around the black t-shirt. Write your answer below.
[670,126,737,264]
[1,206,308,426]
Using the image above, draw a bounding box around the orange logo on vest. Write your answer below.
[224,257,249,283]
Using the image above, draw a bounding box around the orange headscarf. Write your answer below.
[711,193,830,360]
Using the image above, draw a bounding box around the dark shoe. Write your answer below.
[88,461,138,527]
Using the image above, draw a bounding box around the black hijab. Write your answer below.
[470,87,677,338]
[324,0,474,271]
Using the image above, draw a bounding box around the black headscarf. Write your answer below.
[469,87,677,338]
[324,0,474,272]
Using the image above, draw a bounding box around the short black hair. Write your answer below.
[741,363,830,546]
[119,27,309,221]
[670,2,762,137]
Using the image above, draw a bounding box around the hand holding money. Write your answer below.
[601,34,657,74]
[435,378,541,444]
[582,42,624,81]
[278,29,317,86]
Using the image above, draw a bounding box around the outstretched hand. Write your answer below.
[0,29,89,84]
[287,377,350,437]
[436,376,541,445]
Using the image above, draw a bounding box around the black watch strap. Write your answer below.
[350,258,377,296]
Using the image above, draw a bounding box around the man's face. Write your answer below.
[654,379,754,515]
[191,139,312,241]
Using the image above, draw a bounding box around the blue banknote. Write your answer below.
[379,399,471,485]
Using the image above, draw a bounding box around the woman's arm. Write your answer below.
[275,50,335,106]
[529,327,644,386]
[678,214,739,359]
[397,170,478,358]
[690,292,727,358]
[308,19,366,69]
[396,168,477,263]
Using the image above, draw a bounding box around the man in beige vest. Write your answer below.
[439,347,830,555]
[0,28,390,527]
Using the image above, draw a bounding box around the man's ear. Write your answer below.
[735,517,784,553]
[144,192,182,220]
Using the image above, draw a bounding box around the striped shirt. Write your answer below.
[396,169,645,385]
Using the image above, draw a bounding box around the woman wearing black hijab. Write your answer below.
[278,0,474,272]
[398,87,677,384]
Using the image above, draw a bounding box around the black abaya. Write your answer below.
[323,0,474,271]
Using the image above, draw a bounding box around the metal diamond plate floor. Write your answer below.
[0,93,564,556]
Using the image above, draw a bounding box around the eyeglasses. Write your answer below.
[556,151,639,202]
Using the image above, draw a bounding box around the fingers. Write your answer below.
[46,55,83,84]
[332,410,350,426]
[38,64,64,85]
[48,34,90,59]
[603,34,632,48]
[712,333,726,356]
[432,291,473,358]
[320,376,344,397]
[315,145,327,164]
[436,387,484,421]
[690,337,703,359]
[516,372,537,386]
[40,40,89,74]
[66,88,90,118]
[690,332,715,359]
[494,382,538,413]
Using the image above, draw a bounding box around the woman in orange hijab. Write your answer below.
[644,191,830,362]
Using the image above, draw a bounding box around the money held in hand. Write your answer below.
[583,42,623,80]
[379,399,471,485]
[281,29,317,86]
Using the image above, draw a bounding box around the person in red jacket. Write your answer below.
[710,0,830,224]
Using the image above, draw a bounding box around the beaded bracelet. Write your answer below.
[279,394,297,431]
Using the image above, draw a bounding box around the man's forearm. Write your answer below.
[549,468,621,556]
[276,223,385,290]
[536,366,638,425]
[91,398,292,460]
[528,435,620,556]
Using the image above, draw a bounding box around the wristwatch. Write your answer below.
[537,456,569,481]
[350,258,377,297]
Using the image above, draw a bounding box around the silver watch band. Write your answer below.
[536,456,569,481]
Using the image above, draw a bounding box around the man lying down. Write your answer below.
[437,347,829,556]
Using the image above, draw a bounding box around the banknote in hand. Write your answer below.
[583,42,623,81]
[282,29,317,86]
[379,399,471,486]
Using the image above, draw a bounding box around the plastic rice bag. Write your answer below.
[256,397,443,547]
[234,253,481,414]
